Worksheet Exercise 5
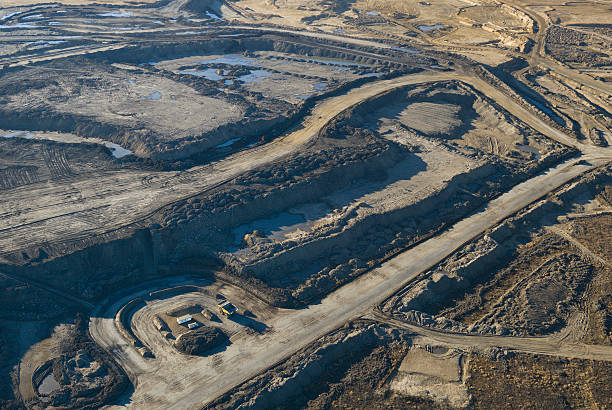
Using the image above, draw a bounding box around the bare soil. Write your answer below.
[174,326,229,356]
[1,0,611,408]
[28,315,129,409]
[207,322,445,409]
[467,351,612,409]
[567,214,612,263]
[437,233,583,331]
[386,165,612,339]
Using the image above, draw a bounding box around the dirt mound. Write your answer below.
[174,326,228,355]
[208,322,435,409]
[32,316,129,409]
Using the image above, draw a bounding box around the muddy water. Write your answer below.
[98,11,133,17]
[418,24,444,32]
[196,54,259,66]
[238,69,273,83]
[516,144,541,159]
[143,91,162,100]
[215,137,241,148]
[104,142,133,158]
[2,131,34,139]
[314,82,327,91]
[232,203,331,244]
[179,68,224,81]
[38,373,60,395]
[2,130,133,158]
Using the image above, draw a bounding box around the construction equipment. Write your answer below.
[217,300,238,317]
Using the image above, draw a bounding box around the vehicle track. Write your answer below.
[0,70,455,258]
[367,309,612,362]
[3,19,611,408]
[0,66,602,259]
[90,154,611,409]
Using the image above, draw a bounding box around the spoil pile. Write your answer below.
[174,326,228,355]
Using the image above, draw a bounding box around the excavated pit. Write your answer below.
[0,35,405,161]
[0,77,576,309]
[384,165,612,339]
[2,1,612,409]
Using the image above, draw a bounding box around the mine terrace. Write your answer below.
[0,0,611,409]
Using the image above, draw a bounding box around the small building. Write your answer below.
[177,315,193,325]
[187,321,200,330]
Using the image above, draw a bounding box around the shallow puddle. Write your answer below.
[314,82,327,91]
[232,203,331,244]
[205,11,223,20]
[179,68,224,81]
[215,137,241,148]
[22,14,43,20]
[38,373,60,395]
[143,91,162,100]
[2,131,34,139]
[516,144,541,159]
[418,24,444,32]
[197,54,259,67]
[238,69,273,84]
[391,46,419,54]
[104,142,133,158]
[2,130,133,158]
[98,11,133,17]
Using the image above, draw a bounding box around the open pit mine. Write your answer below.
[0,0,611,408]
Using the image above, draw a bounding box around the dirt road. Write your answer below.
[502,0,612,111]
[4,19,610,407]
[368,310,612,363]
[3,63,607,260]
[90,152,611,409]
[0,70,454,258]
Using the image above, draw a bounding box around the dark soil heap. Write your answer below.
[175,326,228,356]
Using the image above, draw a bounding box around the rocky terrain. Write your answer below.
[385,164,612,340]
[0,0,610,409]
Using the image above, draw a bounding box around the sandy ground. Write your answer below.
[1,59,603,261]
[2,0,157,5]
[17,330,53,402]
[2,1,611,407]
[90,152,611,409]
[390,346,468,407]
[0,70,454,260]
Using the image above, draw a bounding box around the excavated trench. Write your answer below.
[0,33,427,162]
[384,165,612,337]
[0,77,577,308]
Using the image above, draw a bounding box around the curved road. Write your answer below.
[368,309,612,363]
[91,150,611,408]
[0,70,453,257]
[3,11,610,407]
[1,65,603,258]
[82,26,612,409]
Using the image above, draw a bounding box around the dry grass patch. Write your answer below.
[467,352,612,409]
